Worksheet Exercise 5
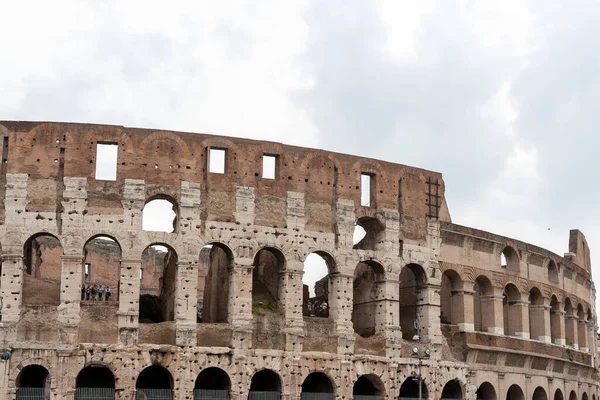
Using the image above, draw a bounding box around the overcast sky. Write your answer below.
[2,1,600,311]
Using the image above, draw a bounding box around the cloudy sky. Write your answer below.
[2,1,600,309]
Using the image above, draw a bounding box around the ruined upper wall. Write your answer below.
[0,121,450,240]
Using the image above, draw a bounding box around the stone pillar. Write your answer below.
[118,259,141,345]
[280,261,304,351]
[480,295,504,334]
[175,260,198,346]
[229,263,253,349]
[57,255,83,344]
[551,309,566,345]
[587,323,595,357]
[451,289,475,332]
[0,254,23,328]
[417,283,442,344]
[510,300,530,339]
[374,275,402,356]
[578,319,589,352]
[529,304,551,343]
[329,272,355,353]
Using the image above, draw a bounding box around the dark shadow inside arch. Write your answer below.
[473,276,493,333]
[532,387,548,400]
[353,375,385,398]
[200,243,231,323]
[194,367,231,400]
[569,391,577,400]
[136,365,172,390]
[352,261,385,338]
[75,365,115,400]
[399,377,428,399]
[16,365,50,400]
[301,372,334,398]
[23,233,63,307]
[399,263,427,340]
[441,379,463,399]
[440,269,463,325]
[506,384,524,400]
[252,248,284,313]
[554,389,564,400]
[249,369,282,400]
[476,382,497,400]
[139,244,177,325]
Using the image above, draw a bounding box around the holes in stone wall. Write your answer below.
[303,252,331,318]
[95,143,118,181]
[23,233,63,307]
[142,198,177,233]
[199,243,231,323]
[262,154,277,179]
[139,244,177,324]
[209,148,226,174]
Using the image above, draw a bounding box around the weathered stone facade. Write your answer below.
[0,121,597,400]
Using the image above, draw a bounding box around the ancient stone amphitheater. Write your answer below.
[0,121,597,400]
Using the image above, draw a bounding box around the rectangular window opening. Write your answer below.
[209,148,226,174]
[262,154,277,179]
[361,173,373,207]
[95,143,118,181]
[84,263,91,279]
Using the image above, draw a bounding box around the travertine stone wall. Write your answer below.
[0,122,597,400]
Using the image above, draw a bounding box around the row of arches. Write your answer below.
[476,382,596,400]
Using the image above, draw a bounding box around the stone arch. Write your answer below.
[582,393,589,400]
[352,260,385,337]
[303,250,337,318]
[547,260,559,283]
[554,389,564,400]
[550,295,561,344]
[249,369,282,395]
[139,131,192,159]
[75,364,115,398]
[440,269,464,326]
[353,216,385,251]
[23,232,63,307]
[577,303,588,350]
[569,391,577,400]
[441,379,463,399]
[194,367,231,393]
[399,263,427,340]
[506,384,525,400]
[473,275,494,332]
[143,195,179,233]
[501,245,520,272]
[16,364,51,396]
[476,382,497,400]
[136,365,173,398]
[533,387,548,400]
[252,247,285,312]
[200,242,233,323]
[301,372,335,397]
[82,234,121,301]
[528,287,545,341]
[353,374,385,397]
[138,243,178,328]
[564,298,576,347]
[399,376,428,399]
[503,283,522,337]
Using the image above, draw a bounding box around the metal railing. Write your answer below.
[16,388,46,400]
[355,396,384,400]
[248,391,281,400]
[193,389,229,400]
[135,388,173,400]
[301,393,335,400]
[75,387,115,399]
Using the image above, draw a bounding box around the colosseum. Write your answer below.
[0,121,596,400]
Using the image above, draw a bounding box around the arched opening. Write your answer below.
[23,233,63,307]
[441,379,463,399]
[352,260,385,337]
[506,384,524,400]
[548,261,558,283]
[136,365,173,399]
[582,393,589,400]
[399,264,427,340]
[440,269,463,326]
[249,369,282,400]
[301,372,334,400]
[476,382,497,400]
[533,387,548,400]
[194,367,231,400]
[353,375,384,399]
[564,298,576,347]
[569,391,577,400]
[16,365,50,400]
[550,295,561,344]
[142,197,178,233]
[501,246,519,272]
[75,365,115,400]
[554,389,564,400]
[353,217,384,251]
[139,244,177,325]
[503,284,522,337]
[199,243,232,323]
[303,252,334,318]
[82,236,120,301]
[528,287,545,341]
[398,376,428,399]
[473,276,493,332]
[252,248,284,313]
[577,304,588,350]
